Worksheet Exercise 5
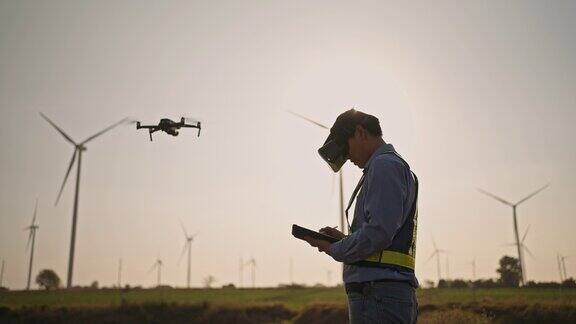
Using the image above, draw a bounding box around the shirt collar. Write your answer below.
[363,143,396,172]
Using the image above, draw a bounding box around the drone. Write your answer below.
[136,117,201,141]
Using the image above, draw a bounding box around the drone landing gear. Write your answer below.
[149,129,153,141]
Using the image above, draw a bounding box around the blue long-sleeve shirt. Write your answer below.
[328,143,418,286]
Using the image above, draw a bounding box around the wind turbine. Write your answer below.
[239,257,244,288]
[425,238,446,284]
[445,254,450,280]
[244,257,256,288]
[477,184,549,285]
[148,257,163,287]
[503,225,534,280]
[40,113,127,288]
[557,254,564,282]
[559,255,569,281]
[117,258,122,288]
[468,258,477,281]
[0,259,5,287]
[24,198,39,290]
[288,111,346,235]
[289,257,293,285]
[178,220,198,288]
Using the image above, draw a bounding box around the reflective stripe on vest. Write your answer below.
[345,151,418,271]
[365,250,416,269]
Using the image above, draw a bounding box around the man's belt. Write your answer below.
[345,279,413,295]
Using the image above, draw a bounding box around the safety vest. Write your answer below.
[345,151,418,272]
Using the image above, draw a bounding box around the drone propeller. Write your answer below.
[182,117,202,137]
[183,117,202,124]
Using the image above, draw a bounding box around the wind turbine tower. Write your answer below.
[117,258,122,288]
[40,113,127,288]
[239,257,244,288]
[560,255,569,281]
[468,258,477,281]
[178,220,198,288]
[148,257,163,287]
[425,238,446,284]
[557,254,563,282]
[0,259,5,287]
[478,184,549,285]
[245,257,256,288]
[24,198,40,290]
[445,255,450,280]
[289,258,293,284]
[504,226,534,280]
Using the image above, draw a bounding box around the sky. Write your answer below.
[0,1,575,290]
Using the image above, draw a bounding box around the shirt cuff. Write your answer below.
[328,240,345,262]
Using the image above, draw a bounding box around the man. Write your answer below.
[304,109,418,323]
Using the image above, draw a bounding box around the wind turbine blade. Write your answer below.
[521,225,530,243]
[32,198,39,226]
[424,251,437,264]
[287,111,329,129]
[147,262,157,274]
[55,149,77,205]
[515,184,550,205]
[477,188,513,206]
[178,241,188,265]
[179,219,189,238]
[431,237,438,251]
[523,245,536,259]
[191,231,199,239]
[26,230,33,250]
[80,118,128,145]
[39,113,77,145]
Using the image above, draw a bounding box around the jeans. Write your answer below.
[347,281,418,324]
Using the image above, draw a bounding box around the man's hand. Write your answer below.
[319,227,346,240]
[303,236,332,253]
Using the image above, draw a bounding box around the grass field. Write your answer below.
[2,287,576,309]
[1,287,576,323]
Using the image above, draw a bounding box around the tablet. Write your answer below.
[292,224,340,243]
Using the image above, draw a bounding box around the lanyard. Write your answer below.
[345,172,365,232]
